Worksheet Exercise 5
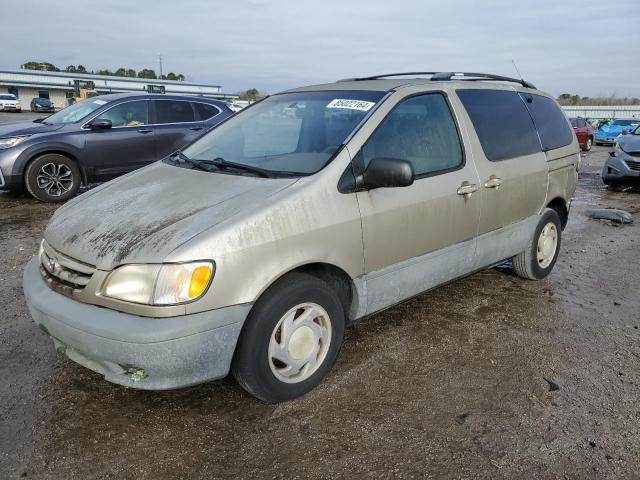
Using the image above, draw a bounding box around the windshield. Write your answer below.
[34,98,51,104]
[612,119,638,126]
[0,94,16,100]
[181,90,385,176]
[42,99,106,124]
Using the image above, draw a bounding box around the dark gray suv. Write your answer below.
[0,93,232,201]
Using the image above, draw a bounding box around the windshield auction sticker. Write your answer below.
[326,99,375,112]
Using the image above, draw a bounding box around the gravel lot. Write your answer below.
[1,110,639,479]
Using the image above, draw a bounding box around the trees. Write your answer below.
[20,61,185,81]
[239,88,260,101]
[137,69,158,79]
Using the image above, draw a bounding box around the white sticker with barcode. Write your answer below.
[326,99,375,112]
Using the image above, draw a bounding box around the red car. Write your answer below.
[569,117,595,151]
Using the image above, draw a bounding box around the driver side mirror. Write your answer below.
[89,119,112,130]
[361,157,414,189]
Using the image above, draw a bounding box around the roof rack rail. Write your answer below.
[338,71,536,89]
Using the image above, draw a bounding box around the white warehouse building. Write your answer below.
[0,68,236,110]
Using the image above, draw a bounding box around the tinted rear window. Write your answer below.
[154,100,195,123]
[457,89,541,161]
[520,93,573,151]
[193,102,220,120]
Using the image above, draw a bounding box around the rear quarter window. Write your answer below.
[457,89,541,161]
[193,102,220,120]
[520,93,574,151]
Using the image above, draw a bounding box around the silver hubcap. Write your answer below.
[587,138,592,148]
[268,303,332,384]
[537,222,558,269]
[37,162,73,197]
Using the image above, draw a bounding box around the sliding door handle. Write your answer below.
[484,175,503,189]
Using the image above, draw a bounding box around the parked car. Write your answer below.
[595,118,639,146]
[30,97,55,113]
[23,72,578,402]
[0,93,233,201]
[0,93,21,112]
[602,125,640,189]
[569,117,595,151]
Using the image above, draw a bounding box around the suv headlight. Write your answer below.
[615,143,626,156]
[0,136,30,149]
[102,262,214,305]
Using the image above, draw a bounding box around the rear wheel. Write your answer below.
[232,273,345,402]
[582,137,593,151]
[25,154,81,202]
[512,209,562,280]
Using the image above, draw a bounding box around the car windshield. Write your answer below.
[42,99,106,124]
[34,98,50,104]
[0,94,16,100]
[180,90,386,176]
[612,119,638,126]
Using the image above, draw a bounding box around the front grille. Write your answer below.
[40,241,95,293]
[626,159,640,171]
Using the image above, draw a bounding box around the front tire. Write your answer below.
[232,273,346,402]
[25,154,81,202]
[512,209,562,280]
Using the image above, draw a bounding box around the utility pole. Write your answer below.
[159,55,163,79]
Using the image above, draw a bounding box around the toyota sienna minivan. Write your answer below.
[24,72,579,402]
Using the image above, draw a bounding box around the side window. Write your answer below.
[361,94,463,176]
[457,89,541,161]
[95,101,149,127]
[154,100,195,124]
[193,102,220,120]
[521,93,574,150]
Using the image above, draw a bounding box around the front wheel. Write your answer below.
[232,273,346,402]
[25,154,81,202]
[512,209,562,280]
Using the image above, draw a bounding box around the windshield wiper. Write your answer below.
[193,157,274,178]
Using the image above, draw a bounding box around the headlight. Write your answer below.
[615,143,626,156]
[0,136,29,149]
[102,262,214,305]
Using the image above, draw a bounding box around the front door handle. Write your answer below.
[190,126,204,131]
[484,175,503,189]
[457,182,478,197]
[137,128,153,134]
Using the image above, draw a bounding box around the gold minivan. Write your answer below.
[24,72,578,402]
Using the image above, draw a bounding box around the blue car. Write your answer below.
[595,118,639,146]
[0,93,233,201]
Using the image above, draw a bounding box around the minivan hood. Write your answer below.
[45,162,298,270]
[0,121,64,137]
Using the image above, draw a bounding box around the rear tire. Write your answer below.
[512,209,562,280]
[25,154,81,202]
[582,137,593,151]
[232,273,346,402]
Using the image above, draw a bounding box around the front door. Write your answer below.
[354,92,481,314]
[84,100,156,181]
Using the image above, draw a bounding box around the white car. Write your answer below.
[0,94,21,112]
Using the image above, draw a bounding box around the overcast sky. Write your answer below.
[3,0,639,97]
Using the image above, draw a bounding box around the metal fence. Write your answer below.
[562,105,640,120]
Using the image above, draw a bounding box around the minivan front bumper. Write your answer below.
[23,257,251,390]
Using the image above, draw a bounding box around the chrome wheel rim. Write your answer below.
[537,222,558,269]
[268,303,332,384]
[36,162,73,197]
[586,138,592,149]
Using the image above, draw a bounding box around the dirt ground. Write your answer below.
[1,138,639,479]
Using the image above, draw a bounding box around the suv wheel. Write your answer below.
[512,209,562,280]
[25,154,81,202]
[232,273,345,402]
